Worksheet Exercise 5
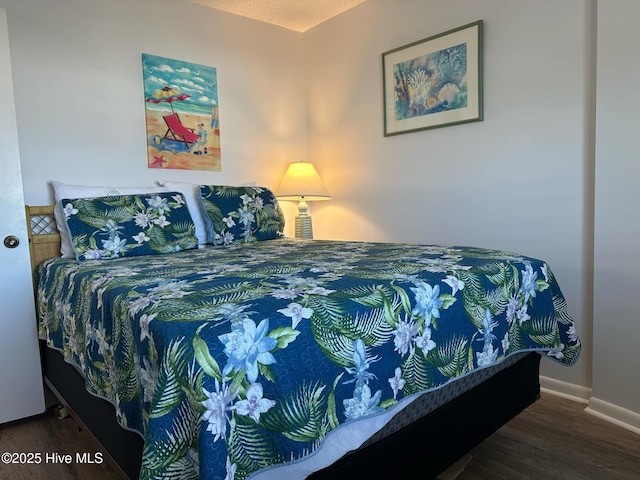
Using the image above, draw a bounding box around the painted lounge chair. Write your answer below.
[162,113,200,149]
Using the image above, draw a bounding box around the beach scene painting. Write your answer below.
[142,53,221,171]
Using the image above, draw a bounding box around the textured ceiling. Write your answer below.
[181,0,367,32]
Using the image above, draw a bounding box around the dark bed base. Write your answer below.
[42,343,143,479]
[42,343,540,479]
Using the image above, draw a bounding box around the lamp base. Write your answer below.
[295,215,313,239]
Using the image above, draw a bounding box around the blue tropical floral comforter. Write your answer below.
[36,239,580,480]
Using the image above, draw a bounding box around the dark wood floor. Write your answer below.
[459,394,640,480]
[0,393,638,480]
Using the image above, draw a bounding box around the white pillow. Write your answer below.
[51,181,169,258]
[156,181,208,245]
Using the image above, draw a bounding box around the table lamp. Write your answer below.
[275,162,331,239]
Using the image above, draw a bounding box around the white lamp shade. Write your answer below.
[275,162,331,201]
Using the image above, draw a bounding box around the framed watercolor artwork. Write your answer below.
[142,53,221,171]
[382,20,483,136]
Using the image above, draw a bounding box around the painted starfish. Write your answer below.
[151,155,167,168]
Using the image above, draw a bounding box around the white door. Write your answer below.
[0,8,45,423]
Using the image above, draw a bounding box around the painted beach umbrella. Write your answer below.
[146,86,190,114]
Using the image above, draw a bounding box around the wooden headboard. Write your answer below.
[25,205,61,270]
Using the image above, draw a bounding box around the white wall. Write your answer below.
[304,0,594,390]
[592,0,640,420]
[1,0,308,232]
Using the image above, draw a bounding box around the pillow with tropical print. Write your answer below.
[199,185,285,245]
[61,192,198,261]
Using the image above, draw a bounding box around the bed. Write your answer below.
[26,185,581,480]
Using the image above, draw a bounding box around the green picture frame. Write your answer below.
[382,20,483,136]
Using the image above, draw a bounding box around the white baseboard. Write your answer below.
[539,375,591,404]
[540,376,640,436]
[585,397,640,436]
